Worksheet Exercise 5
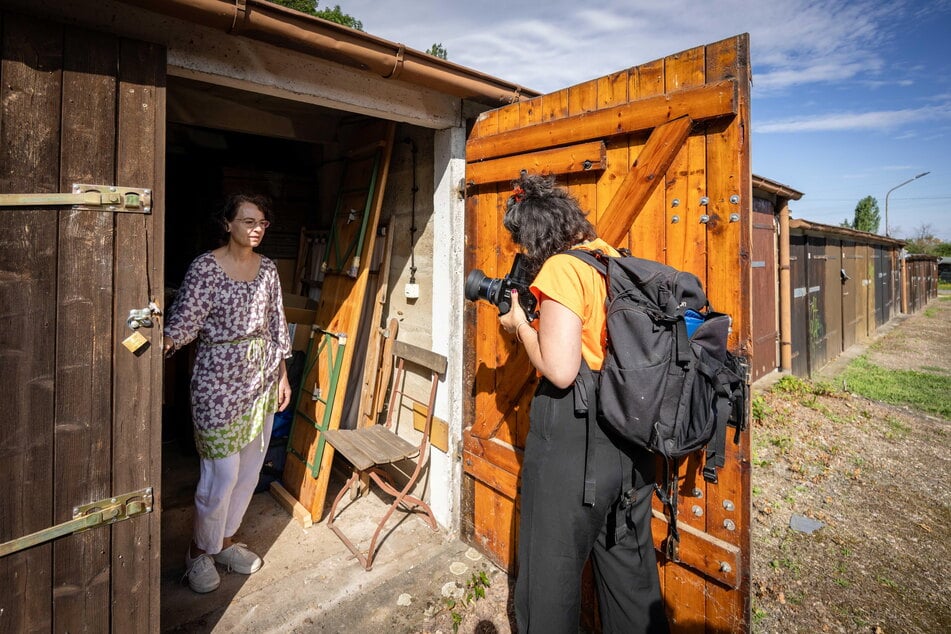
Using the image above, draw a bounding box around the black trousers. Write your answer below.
[515,379,669,634]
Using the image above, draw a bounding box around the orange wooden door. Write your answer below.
[463,35,752,632]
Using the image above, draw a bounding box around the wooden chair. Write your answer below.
[321,340,447,570]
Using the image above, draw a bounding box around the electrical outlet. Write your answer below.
[404,283,419,299]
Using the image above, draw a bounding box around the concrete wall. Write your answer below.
[378,124,467,532]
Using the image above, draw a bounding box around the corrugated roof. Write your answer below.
[789,218,904,247]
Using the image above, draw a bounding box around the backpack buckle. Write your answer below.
[620,487,638,509]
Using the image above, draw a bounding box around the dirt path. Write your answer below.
[751,295,951,633]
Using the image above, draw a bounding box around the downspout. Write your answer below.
[901,256,909,314]
[114,0,534,106]
[777,198,792,372]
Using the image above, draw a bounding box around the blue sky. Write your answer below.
[338,0,951,241]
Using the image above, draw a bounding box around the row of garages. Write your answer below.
[751,177,940,381]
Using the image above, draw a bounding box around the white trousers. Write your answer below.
[193,414,273,555]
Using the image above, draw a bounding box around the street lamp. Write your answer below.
[885,171,930,237]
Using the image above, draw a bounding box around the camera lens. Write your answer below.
[464,270,488,302]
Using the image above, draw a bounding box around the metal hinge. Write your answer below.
[0,487,153,558]
[0,184,151,213]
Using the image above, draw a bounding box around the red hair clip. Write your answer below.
[512,186,525,203]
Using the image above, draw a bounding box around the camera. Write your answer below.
[464,253,538,321]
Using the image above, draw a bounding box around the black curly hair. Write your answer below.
[502,172,597,277]
[212,193,272,246]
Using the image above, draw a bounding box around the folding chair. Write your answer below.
[321,340,447,570]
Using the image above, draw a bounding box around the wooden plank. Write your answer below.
[466,80,736,162]
[597,116,693,247]
[0,12,62,630]
[650,511,740,589]
[269,482,313,528]
[322,426,416,471]
[463,432,523,478]
[53,27,116,632]
[357,224,393,428]
[625,59,667,262]
[483,101,522,451]
[594,71,629,229]
[391,340,447,375]
[465,140,606,186]
[702,34,752,634]
[471,477,517,571]
[463,444,519,500]
[564,76,598,214]
[413,402,448,453]
[112,36,164,634]
[282,120,396,521]
[369,318,398,428]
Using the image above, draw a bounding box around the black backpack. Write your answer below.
[566,249,748,559]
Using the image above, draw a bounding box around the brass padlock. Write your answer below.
[122,331,149,354]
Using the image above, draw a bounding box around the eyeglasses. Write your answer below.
[235,218,271,230]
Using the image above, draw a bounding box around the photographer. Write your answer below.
[497,173,668,633]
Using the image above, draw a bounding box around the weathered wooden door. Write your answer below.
[0,13,164,632]
[790,234,810,376]
[463,35,752,631]
[750,198,778,381]
[823,239,843,358]
[806,238,828,374]
[841,241,859,351]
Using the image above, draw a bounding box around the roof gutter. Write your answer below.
[752,174,804,201]
[114,0,537,106]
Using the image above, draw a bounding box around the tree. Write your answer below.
[903,224,950,256]
[426,43,448,60]
[842,195,881,233]
[266,0,363,30]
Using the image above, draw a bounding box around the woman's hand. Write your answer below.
[277,376,292,412]
[277,360,292,412]
[499,290,530,335]
[163,335,175,358]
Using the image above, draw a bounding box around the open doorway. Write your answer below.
[159,77,411,629]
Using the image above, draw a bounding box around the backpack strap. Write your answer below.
[700,355,746,483]
[654,457,681,561]
[569,249,640,515]
[565,249,609,508]
[562,248,606,275]
[574,359,599,507]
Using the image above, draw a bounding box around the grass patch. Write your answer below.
[923,307,938,317]
[884,416,911,439]
[841,356,951,419]
[773,375,838,397]
[751,395,771,422]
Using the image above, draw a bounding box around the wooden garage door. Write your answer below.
[463,35,751,631]
[0,14,165,632]
[750,198,777,381]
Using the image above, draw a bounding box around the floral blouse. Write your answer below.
[164,252,291,459]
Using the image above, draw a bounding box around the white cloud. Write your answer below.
[755,103,951,133]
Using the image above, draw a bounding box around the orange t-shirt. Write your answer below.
[529,239,619,371]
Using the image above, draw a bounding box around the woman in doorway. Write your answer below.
[163,193,292,594]
[497,173,668,633]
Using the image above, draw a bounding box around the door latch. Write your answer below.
[123,302,162,354]
[0,488,153,558]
